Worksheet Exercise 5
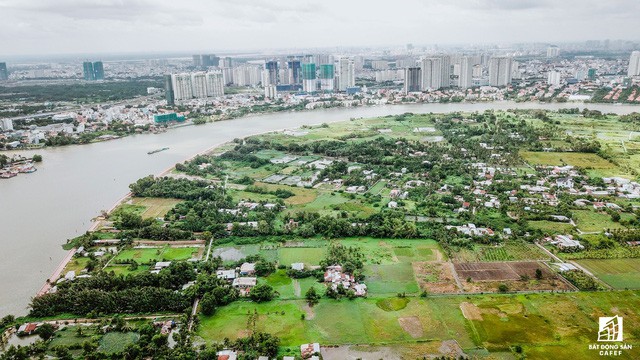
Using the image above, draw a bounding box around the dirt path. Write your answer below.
[293,279,301,297]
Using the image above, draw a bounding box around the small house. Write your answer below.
[239,262,256,275]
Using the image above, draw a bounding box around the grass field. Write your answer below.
[364,263,420,295]
[278,247,325,266]
[98,332,140,354]
[131,197,182,219]
[528,220,575,234]
[572,210,627,232]
[575,258,640,289]
[113,246,201,263]
[197,291,640,358]
[520,151,617,169]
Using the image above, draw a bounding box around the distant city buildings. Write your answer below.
[489,56,512,87]
[458,56,474,89]
[193,54,220,68]
[547,46,560,58]
[420,57,442,90]
[318,64,335,92]
[165,70,225,103]
[82,61,104,81]
[628,51,640,76]
[337,57,355,91]
[547,70,561,86]
[0,62,7,81]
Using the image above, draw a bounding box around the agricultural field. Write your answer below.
[448,241,550,263]
[197,291,640,358]
[527,220,575,234]
[112,245,202,263]
[130,197,183,219]
[454,262,572,293]
[572,210,628,232]
[575,258,640,289]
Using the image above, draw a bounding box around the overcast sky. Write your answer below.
[0,0,639,56]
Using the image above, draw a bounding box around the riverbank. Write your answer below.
[4,101,640,317]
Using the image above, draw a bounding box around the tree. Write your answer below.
[200,292,217,316]
[535,268,543,280]
[37,323,55,340]
[305,286,320,306]
[498,284,509,293]
[249,284,276,302]
[32,154,43,162]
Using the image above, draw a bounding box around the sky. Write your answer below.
[0,0,639,56]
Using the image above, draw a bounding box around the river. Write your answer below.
[1,101,639,316]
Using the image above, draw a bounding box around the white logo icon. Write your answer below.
[598,316,623,342]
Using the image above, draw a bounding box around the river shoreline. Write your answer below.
[4,101,640,317]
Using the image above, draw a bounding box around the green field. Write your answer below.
[98,332,141,354]
[113,246,201,263]
[364,263,420,295]
[278,247,325,266]
[520,151,616,169]
[449,241,550,262]
[576,258,640,289]
[572,210,627,233]
[528,220,575,234]
[131,197,183,219]
[197,291,640,358]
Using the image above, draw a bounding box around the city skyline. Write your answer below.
[1,0,639,56]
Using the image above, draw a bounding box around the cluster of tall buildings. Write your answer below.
[404,55,513,93]
[82,61,104,81]
[165,70,224,105]
[629,51,640,77]
[261,57,355,93]
[193,54,220,68]
[0,62,8,81]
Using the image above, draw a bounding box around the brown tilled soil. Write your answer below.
[413,261,461,294]
[398,316,424,338]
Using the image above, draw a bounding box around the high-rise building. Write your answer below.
[82,61,104,81]
[547,46,560,58]
[233,65,262,86]
[205,71,224,97]
[301,63,317,93]
[588,68,597,80]
[83,62,95,81]
[319,64,335,92]
[547,71,561,86]
[171,73,193,101]
[420,57,441,90]
[458,57,473,88]
[489,56,513,87]
[337,58,355,91]
[93,61,104,80]
[438,55,451,88]
[404,67,422,94]
[191,72,208,98]
[287,60,301,85]
[164,75,175,106]
[0,62,8,81]
[265,61,279,85]
[628,51,640,76]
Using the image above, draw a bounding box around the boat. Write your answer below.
[148,147,169,155]
[0,171,18,179]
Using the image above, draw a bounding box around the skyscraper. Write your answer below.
[0,62,7,81]
[420,57,442,90]
[191,72,208,99]
[171,73,193,101]
[287,60,301,85]
[93,61,104,80]
[438,55,451,88]
[265,61,279,86]
[547,71,561,86]
[337,58,355,92]
[319,64,335,92]
[301,63,317,93]
[489,56,513,87]
[164,75,175,106]
[458,57,473,89]
[83,62,95,81]
[205,71,224,97]
[404,67,422,94]
[628,51,640,77]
